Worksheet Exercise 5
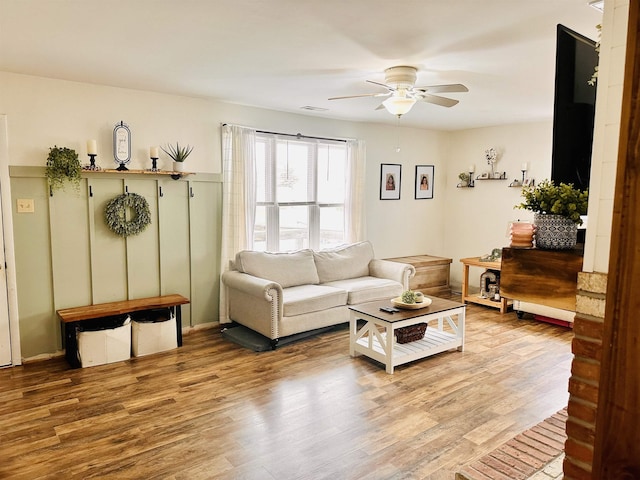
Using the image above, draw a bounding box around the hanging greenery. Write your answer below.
[45,146,82,193]
[104,193,151,237]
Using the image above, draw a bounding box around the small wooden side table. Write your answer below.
[460,257,511,313]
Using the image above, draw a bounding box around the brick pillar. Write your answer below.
[563,272,607,479]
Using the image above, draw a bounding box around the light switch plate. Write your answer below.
[17,198,35,213]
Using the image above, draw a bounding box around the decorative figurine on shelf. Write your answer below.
[485,147,498,177]
[113,121,131,171]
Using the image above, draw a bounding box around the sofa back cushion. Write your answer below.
[235,249,319,288]
[313,241,374,283]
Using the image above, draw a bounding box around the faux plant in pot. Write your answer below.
[516,179,588,250]
[161,142,193,172]
[458,172,470,186]
[45,146,82,193]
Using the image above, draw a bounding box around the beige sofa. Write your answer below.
[221,241,415,348]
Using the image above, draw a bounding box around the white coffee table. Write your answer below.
[349,296,465,374]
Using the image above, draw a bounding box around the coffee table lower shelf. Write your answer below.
[349,297,465,374]
[354,330,460,370]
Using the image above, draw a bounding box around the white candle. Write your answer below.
[469,164,475,172]
[521,162,528,171]
[87,139,97,155]
[150,146,159,158]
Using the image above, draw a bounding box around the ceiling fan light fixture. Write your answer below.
[383,96,417,117]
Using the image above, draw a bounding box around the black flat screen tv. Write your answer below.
[551,24,598,192]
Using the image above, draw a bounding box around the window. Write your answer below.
[253,133,348,252]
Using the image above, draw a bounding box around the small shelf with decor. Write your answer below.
[475,172,507,181]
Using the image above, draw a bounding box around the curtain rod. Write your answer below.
[222,123,349,143]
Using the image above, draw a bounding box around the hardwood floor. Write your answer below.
[0,300,574,479]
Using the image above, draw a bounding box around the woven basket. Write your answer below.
[395,323,427,344]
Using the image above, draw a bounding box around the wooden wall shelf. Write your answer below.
[475,172,507,181]
[100,169,194,179]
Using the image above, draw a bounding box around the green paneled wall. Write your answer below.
[9,167,222,359]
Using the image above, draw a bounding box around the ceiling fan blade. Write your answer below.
[328,92,390,100]
[414,83,469,94]
[366,79,394,90]
[375,103,386,110]
[417,93,460,108]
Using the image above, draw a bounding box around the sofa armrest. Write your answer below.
[221,270,283,339]
[369,259,415,290]
[222,270,283,301]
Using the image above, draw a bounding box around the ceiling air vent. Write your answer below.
[588,0,604,12]
[300,106,328,111]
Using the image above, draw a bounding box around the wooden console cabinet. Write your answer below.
[500,247,583,313]
[385,254,452,296]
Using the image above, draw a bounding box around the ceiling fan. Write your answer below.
[328,66,468,117]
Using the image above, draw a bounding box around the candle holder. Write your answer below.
[150,157,160,172]
[82,154,102,171]
[521,169,527,184]
[468,170,475,188]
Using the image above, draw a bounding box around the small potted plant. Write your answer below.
[458,172,470,187]
[45,146,82,193]
[516,179,588,249]
[161,142,193,172]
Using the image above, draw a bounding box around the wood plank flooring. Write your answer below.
[0,300,574,479]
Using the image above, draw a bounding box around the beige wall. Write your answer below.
[444,122,554,290]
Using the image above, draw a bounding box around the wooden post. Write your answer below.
[592,1,640,477]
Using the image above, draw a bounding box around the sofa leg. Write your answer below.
[271,338,279,350]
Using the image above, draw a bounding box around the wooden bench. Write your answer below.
[57,294,190,368]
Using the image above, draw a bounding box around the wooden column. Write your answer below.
[592,1,640,477]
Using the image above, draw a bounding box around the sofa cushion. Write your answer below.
[282,285,348,317]
[313,241,374,283]
[235,249,319,288]
[322,276,403,305]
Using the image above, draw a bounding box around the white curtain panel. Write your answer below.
[346,139,366,243]
[219,124,256,323]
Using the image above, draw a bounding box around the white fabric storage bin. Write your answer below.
[132,315,177,357]
[77,317,131,367]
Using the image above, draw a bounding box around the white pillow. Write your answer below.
[313,241,374,283]
[235,249,319,288]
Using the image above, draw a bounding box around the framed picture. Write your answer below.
[415,165,434,199]
[380,163,401,200]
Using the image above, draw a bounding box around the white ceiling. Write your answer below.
[0,0,602,131]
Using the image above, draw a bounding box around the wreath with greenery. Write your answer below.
[104,193,151,237]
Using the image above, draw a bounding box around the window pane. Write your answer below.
[255,141,266,203]
[276,141,310,203]
[253,205,267,252]
[318,144,346,204]
[280,205,309,251]
[319,206,345,249]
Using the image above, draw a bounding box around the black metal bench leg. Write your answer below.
[63,322,81,369]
